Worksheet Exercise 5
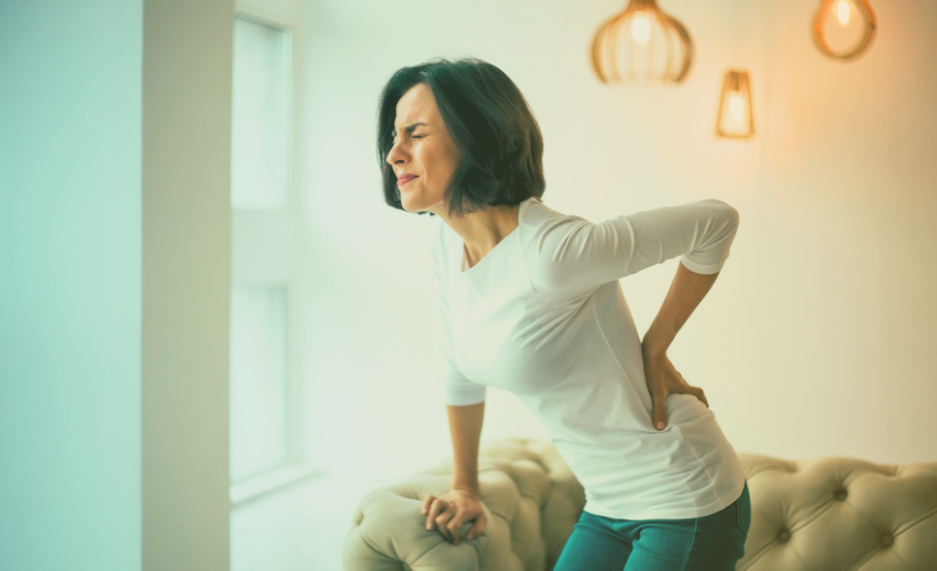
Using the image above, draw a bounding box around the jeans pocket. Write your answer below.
[735,482,751,536]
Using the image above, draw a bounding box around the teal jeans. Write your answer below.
[553,480,751,571]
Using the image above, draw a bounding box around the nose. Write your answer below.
[386,139,407,167]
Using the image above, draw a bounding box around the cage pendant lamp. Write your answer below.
[591,0,694,86]
[716,70,754,138]
[813,0,876,60]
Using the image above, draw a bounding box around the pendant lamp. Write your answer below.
[715,70,754,138]
[591,0,694,86]
[812,0,876,60]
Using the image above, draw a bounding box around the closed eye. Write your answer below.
[392,134,425,142]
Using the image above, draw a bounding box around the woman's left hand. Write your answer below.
[641,347,709,430]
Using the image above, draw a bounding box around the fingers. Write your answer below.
[692,386,709,407]
[677,376,708,408]
[653,391,668,430]
[424,496,443,531]
[675,370,709,408]
[447,514,464,544]
[435,504,456,542]
[465,507,488,541]
[421,494,434,517]
[449,503,488,544]
[421,495,486,545]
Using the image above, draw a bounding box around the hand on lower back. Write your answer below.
[642,349,709,430]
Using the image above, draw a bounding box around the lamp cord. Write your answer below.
[733,0,740,69]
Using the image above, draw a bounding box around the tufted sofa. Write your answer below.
[343,437,937,571]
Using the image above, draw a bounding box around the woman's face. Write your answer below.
[386,83,463,216]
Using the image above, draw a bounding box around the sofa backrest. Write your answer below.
[344,438,937,571]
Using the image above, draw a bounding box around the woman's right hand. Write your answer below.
[421,488,489,545]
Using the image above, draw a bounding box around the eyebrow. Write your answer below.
[392,121,427,135]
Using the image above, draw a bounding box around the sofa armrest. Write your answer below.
[343,438,584,571]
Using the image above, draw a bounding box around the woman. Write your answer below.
[376,57,751,571]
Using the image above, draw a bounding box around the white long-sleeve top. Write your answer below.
[429,195,746,520]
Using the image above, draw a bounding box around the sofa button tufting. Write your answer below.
[777,529,791,543]
[881,534,894,547]
[834,489,848,501]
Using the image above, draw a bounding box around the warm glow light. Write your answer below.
[729,92,744,122]
[716,70,754,138]
[632,11,651,43]
[812,0,876,60]
[837,0,851,25]
[591,1,694,85]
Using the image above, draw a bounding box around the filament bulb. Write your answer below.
[591,0,694,85]
[716,70,754,138]
[837,0,851,25]
[729,92,744,122]
[812,0,876,60]
[632,11,651,43]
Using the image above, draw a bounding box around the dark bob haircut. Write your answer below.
[376,57,545,218]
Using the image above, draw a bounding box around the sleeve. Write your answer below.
[523,198,740,305]
[430,228,486,406]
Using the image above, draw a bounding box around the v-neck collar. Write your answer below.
[460,196,537,274]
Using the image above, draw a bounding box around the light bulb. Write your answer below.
[812,0,876,60]
[591,0,694,85]
[837,0,851,25]
[729,92,744,122]
[716,70,754,138]
[632,11,651,43]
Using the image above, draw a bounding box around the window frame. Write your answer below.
[229,3,317,508]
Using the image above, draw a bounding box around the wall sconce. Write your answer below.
[591,0,694,86]
[812,0,877,60]
[715,70,754,138]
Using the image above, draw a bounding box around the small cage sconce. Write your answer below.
[812,0,877,60]
[591,0,694,86]
[716,70,754,138]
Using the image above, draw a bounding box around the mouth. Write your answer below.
[397,176,418,185]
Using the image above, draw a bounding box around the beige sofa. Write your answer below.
[344,437,937,571]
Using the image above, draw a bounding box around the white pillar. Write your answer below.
[142,0,233,569]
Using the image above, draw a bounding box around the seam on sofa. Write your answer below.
[491,509,512,525]
[893,505,937,536]
[736,528,779,571]
[485,510,530,566]
[849,500,887,537]
[409,534,483,566]
[787,543,819,571]
[888,546,917,571]
[357,532,396,564]
[843,543,888,571]
[746,464,794,478]
[789,498,837,534]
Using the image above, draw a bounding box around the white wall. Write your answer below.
[0,1,235,569]
[0,1,142,569]
[296,0,937,482]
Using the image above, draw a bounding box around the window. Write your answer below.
[229,12,310,505]
[231,16,291,210]
[230,286,289,482]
